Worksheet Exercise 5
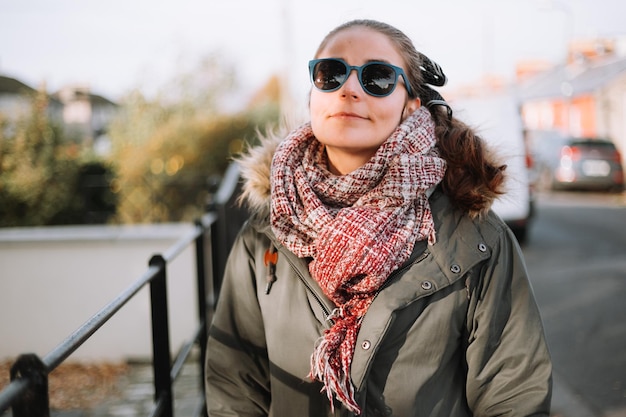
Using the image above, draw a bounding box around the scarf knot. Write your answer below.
[270,107,446,414]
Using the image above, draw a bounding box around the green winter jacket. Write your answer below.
[205,133,552,416]
[205,190,552,416]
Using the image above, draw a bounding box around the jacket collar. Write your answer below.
[428,189,492,284]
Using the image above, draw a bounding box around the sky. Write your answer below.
[1,0,625,114]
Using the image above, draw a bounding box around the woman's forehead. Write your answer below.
[317,26,404,65]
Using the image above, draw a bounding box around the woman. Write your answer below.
[205,19,552,416]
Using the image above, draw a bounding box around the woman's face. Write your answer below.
[310,26,420,175]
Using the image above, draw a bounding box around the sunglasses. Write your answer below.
[308,58,414,98]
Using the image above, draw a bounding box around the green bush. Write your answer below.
[107,56,280,223]
[108,96,279,223]
[0,55,282,226]
[0,91,80,226]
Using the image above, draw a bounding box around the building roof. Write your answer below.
[50,86,117,107]
[519,56,626,100]
[90,93,117,106]
[0,75,36,95]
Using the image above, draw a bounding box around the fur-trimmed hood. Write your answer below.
[236,128,285,220]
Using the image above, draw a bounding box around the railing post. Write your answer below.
[149,254,173,417]
[209,209,226,299]
[10,354,49,417]
[194,220,208,417]
[211,219,223,302]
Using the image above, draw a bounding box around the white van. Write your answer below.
[450,89,534,244]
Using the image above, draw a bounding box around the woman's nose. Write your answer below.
[339,70,362,98]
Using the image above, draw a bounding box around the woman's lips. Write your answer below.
[330,112,366,119]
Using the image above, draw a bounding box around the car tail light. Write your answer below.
[525,152,534,169]
[611,148,623,164]
[561,145,581,161]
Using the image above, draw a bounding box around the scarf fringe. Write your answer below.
[309,332,362,414]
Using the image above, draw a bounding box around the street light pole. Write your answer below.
[537,0,575,62]
[538,0,577,135]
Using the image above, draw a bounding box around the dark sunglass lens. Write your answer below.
[362,64,397,96]
[313,60,347,91]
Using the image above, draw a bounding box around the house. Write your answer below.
[52,84,118,148]
[0,75,63,123]
[518,37,626,167]
[0,75,118,152]
[0,75,35,117]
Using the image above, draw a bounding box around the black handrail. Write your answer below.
[0,162,247,417]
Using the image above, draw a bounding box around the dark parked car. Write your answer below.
[530,132,624,192]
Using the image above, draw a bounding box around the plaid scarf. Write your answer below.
[270,107,446,414]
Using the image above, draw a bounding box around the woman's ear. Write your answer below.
[407,97,421,113]
[403,97,421,119]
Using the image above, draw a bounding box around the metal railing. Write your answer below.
[0,162,247,417]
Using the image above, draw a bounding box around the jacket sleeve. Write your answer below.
[465,225,553,416]
[205,223,271,417]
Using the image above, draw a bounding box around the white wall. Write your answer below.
[0,223,201,363]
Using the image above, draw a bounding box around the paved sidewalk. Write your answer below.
[50,362,204,417]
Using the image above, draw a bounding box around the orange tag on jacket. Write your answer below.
[264,249,278,266]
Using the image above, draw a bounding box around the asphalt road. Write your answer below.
[522,191,626,417]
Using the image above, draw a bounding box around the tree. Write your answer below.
[107,55,280,223]
[0,91,81,226]
[0,54,282,226]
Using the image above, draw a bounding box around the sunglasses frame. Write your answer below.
[308,58,414,98]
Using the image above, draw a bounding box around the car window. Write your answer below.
[569,140,615,150]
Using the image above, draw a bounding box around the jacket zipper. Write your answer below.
[274,246,334,324]
[267,241,430,326]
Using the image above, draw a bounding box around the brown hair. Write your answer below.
[315,19,506,217]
